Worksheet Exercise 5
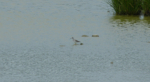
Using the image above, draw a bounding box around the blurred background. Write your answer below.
[0,0,150,82]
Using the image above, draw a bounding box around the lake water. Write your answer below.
[0,0,150,82]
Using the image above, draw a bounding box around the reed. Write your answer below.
[142,0,150,16]
[109,0,142,15]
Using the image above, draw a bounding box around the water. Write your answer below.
[0,0,150,82]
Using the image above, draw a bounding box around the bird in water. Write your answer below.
[71,37,80,44]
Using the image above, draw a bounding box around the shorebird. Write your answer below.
[71,37,80,44]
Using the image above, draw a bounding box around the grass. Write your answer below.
[109,0,142,15]
[142,0,150,16]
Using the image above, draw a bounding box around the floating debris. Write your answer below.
[111,62,113,64]
[59,45,65,47]
[92,35,99,37]
[82,35,88,37]
[80,43,83,45]
[148,41,150,43]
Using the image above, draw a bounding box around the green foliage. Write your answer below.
[143,0,150,16]
[109,0,142,15]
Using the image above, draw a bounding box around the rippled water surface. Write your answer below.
[0,0,150,82]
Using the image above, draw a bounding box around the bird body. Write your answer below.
[71,37,80,44]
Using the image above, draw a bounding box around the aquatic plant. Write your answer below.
[142,0,150,16]
[109,0,142,15]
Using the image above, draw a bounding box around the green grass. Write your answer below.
[109,0,142,15]
[142,0,150,16]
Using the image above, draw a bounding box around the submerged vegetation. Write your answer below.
[109,0,150,16]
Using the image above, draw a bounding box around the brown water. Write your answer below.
[0,0,150,82]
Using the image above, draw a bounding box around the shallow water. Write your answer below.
[0,0,150,82]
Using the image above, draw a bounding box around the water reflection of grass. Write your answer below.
[110,15,150,28]
[110,15,140,23]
